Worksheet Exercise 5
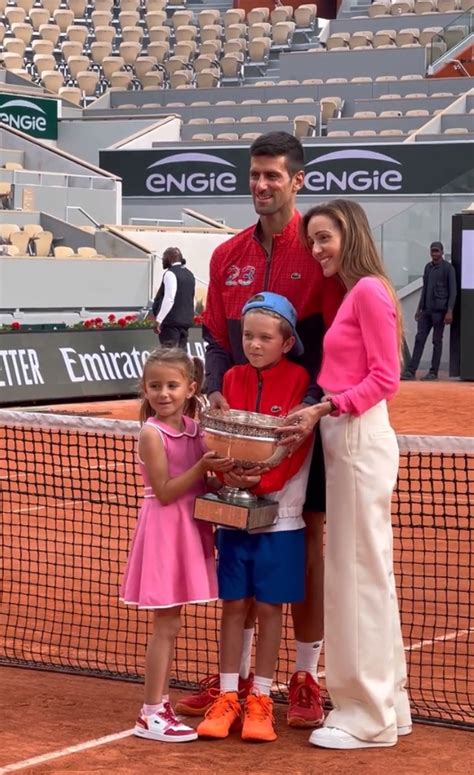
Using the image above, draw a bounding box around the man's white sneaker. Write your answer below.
[397,725,412,737]
[134,703,198,742]
[309,726,397,749]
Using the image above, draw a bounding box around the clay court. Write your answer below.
[0,379,473,774]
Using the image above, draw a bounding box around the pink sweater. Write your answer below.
[318,276,400,416]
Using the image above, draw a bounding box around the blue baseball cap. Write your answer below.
[241,292,304,356]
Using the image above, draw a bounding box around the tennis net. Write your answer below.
[0,410,472,730]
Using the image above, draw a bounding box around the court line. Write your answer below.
[405,626,474,652]
[316,627,474,681]
[11,501,77,515]
[0,728,135,773]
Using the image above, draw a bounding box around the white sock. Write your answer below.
[143,702,164,716]
[239,627,255,679]
[295,640,323,682]
[252,675,273,696]
[220,672,239,693]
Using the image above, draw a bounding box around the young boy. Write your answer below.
[197,292,314,743]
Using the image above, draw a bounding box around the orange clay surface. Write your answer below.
[1,379,472,773]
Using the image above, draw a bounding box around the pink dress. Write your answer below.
[120,415,218,609]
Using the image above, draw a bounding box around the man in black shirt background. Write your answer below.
[152,247,196,350]
[402,241,457,381]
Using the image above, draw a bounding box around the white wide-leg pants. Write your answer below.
[320,401,411,743]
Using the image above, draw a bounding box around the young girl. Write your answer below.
[121,348,233,743]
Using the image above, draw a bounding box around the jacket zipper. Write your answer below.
[263,247,272,290]
[255,372,263,412]
[253,231,273,290]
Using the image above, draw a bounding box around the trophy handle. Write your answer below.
[262,446,288,468]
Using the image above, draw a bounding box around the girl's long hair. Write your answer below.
[139,348,204,425]
[300,198,404,357]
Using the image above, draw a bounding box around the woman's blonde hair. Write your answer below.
[301,199,403,356]
[139,348,204,425]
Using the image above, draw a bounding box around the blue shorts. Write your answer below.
[216,528,305,604]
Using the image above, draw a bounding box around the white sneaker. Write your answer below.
[134,703,198,743]
[309,726,397,749]
[397,724,412,736]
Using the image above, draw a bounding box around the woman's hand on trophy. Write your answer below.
[201,451,234,473]
[223,470,262,489]
[277,403,331,453]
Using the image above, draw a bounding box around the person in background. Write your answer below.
[402,241,456,381]
[120,349,233,743]
[198,293,314,743]
[176,132,345,729]
[279,199,411,749]
[152,247,196,350]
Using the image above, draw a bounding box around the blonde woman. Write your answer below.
[279,199,412,749]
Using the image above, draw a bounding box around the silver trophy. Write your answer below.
[194,409,287,530]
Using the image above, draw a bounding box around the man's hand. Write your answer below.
[154,322,161,334]
[445,311,453,325]
[208,391,230,412]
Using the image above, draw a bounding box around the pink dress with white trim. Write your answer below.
[120,415,217,609]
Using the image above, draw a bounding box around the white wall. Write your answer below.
[118,227,235,294]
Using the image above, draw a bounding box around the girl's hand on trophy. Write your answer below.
[223,471,261,489]
[202,451,234,473]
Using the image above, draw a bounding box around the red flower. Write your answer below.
[118,318,127,327]
[125,315,133,322]
[84,320,92,328]
[108,313,116,322]
[95,317,103,325]
[11,321,20,330]
[193,314,204,325]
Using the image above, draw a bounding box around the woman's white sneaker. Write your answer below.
[309,726,397,749]
[397,724,412,736]
[134,703,198,742]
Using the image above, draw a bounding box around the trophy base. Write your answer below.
[194,492,279,531]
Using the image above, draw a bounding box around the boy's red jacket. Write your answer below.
[222,358,312,496]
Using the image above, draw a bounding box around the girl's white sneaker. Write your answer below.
[134,703,198,743]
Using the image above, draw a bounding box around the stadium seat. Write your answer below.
[58,86,82,105]
[271,5,294,24]
[294,114,317,137]
[54,246,75,257]
[247,8,270,25]
[198,10,220,30]
[224,9,245,26]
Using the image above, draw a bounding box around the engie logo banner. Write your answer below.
[0,328,205,405]
[0,94,58,140]
[99,142,473,197]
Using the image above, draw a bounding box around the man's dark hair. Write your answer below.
[250,131,305,176]
[163,246,184,264]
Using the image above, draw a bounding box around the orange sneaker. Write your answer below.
[176,673,253,717]
[241,693,277,742]
[197,691,242,739]
[287,671,324,728]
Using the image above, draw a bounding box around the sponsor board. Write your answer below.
[0,93,58,140]
[99,143,473,197]
[0,328,205,405]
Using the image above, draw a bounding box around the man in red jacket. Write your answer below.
[176,132,345,728]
